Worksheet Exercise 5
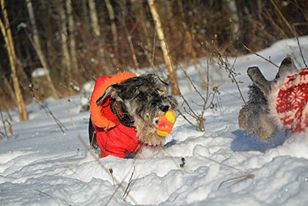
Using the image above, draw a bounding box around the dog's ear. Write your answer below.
[275,57,297,80]
[96,84,122,105]
[247,66,271,96]
[152,74,168,86]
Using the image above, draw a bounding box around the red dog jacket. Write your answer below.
[89,72,141,158]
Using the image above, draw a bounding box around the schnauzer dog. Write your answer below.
[89,72,177,158]
[238,57,308,139]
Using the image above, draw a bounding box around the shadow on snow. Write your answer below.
[231,129,290,153]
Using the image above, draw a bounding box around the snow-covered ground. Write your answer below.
[1,37,308,206]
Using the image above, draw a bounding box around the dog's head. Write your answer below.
[97,74,177,145]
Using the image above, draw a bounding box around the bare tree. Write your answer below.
[225,0,240,41]
[178,1,208,88]
[0,0,28,120]
[26,0,59,99]
[148,0,180,95]
[88,0,100,37]
[119,1,139,69]
[57,0,72,85]
[105,0,119,63]
[130,0,155,68]
[66,0,78,73]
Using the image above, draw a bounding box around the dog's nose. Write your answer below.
[159,103,170,112]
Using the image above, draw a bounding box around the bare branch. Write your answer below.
[243,44,279,68]
[295,37,307,67]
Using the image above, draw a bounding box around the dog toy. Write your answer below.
[154,110,176,136]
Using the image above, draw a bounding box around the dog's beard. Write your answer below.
[133,115,166,146]
[125,102,165,146]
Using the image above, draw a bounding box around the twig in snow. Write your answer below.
[242,44,279,68]
[27,83,67,134]
[0,110,8,139]
[178,63,219,131]
[33,98,67,134]
[217,173,255,190]
[180,157,185,168]
[199,41,246,104]
[123,166,136,200]
[77,135,138,205]
[109,168,116,186]
[35,189,71,205]
[216,55,247,104]
[201,155,255,190]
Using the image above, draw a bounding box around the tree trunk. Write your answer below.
[58,0,72,86]
[119,1,139,69]
[2,76,16,103]
[0,0,28,120]
[88,0,101,37]
[148,0,180,95]
[131,0,155,68]
[178,1,208,88]
[105,0,119,65]
[225,0,240,41]
[81,0,89,28]
[26,0,59,99]
[66,0,78,74]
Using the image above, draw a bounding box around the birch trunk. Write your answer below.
[66,0,78,73]
[88,0,100,37]
[148,0,180,95]
[26,0,59,99]
[0,0,28,120]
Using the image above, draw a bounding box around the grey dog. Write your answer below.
[238,57,297,139]
[89,73,177,157]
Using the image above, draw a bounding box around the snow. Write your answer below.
[1,36,308,205]
[31,68,50,78]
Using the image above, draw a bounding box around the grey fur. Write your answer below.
[98,74,177,146]
[275,56,297,80]
[238,57,297,139]
[247,66,271,96]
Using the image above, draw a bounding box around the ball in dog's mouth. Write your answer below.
[137,110,176,147]
[153,110,176,137]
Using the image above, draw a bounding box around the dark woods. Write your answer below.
[0,0,308,118]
